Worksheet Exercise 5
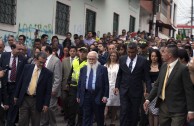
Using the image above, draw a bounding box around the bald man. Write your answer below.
[108,44,116,54]
[5,35,15,52]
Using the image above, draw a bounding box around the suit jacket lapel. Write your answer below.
[27,65,35,86]
[121,56,130,73]
[17,56,22,72]
[83,67,87,89]
[66,58,71,67]
[37,68,44,84]
[95,65,100,90]
[132,56,139,73]
[6,52,11,66]
[158,64,168,93]
[47,55,53,69]
[166,61,180,87]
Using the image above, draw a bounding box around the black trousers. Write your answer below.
[120,91,142,126]
[82,90,105,126]
[67,86,82,126]
[0,88,6,125]
[139,97,149,126]
[6,83,19,126]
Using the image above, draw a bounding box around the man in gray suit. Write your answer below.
[144,44,194,126]
[61,46,77,120]
[41,45,62,126]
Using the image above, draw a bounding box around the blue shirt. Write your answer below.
[84,38,95,46]
[86,67,96,90]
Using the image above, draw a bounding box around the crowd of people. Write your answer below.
[0,29,194,126]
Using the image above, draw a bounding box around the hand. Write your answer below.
[42,106,48,113]
[102,97,107,103]
[187,112,194,122]
[144,93,149,99]
[65,85,69,90]
[76,98,80,103]
[113,88,119,95]
[51,92,56,96]
[3,105,9,110]
[0,70,5,78]
[14,97,18,105]
[143,100,150,113]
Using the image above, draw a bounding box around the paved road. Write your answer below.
[56,110,120,126]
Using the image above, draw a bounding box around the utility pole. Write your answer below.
[152,0,158,36]
[191,0,193,36]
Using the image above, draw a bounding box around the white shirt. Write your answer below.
[8,53,18,82]
[70,57,75,65]
[57,49,60,56]
[45,55,52,67]
[4,46,11,52]
[27,65,41,95]
[126,55,137,72]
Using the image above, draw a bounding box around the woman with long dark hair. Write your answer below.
[117,43,127,56]
[148,49,162,126]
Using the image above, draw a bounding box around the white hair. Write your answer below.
[87,51,99,59]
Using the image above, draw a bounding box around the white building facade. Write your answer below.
[0,0,140,46]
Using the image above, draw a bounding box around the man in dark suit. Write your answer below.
[0,70,6,125]
[114,42,151,126]
[41,45,62,125]
[77,51,109,126]
[98,43,108,65]
[67,47,88,126]
[0,43,27,126]
[61,46,77,121]
[14,52,53,126]
[144,44,194,126]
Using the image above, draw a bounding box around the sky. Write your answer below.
[176,0,192,24]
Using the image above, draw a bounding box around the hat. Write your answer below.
[79,47,88,53]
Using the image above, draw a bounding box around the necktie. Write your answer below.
[88,68,93,91]
[10,57,16,82]
[129,59,133,73]
[28,68,39,95]
[161,65,170,100]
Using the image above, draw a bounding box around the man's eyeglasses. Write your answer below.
[88,58,96,61]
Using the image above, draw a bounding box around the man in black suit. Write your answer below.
[14,52,53,126]
[98,43,108,65]
[144,44,194,126]
[0,43,27,126]
[114,42,151,126]
[77,51,109,126]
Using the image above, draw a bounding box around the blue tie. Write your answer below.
[88,68,93,91]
